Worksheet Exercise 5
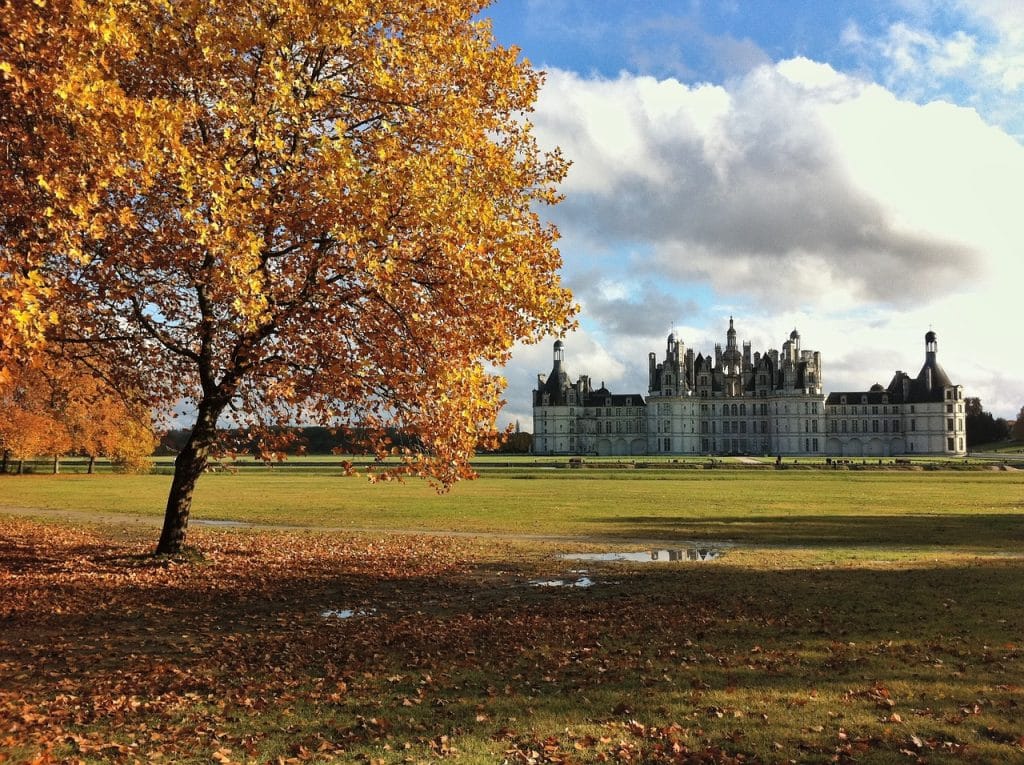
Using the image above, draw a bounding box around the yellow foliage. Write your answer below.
[1,0,576,499]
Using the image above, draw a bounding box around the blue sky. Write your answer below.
[481,0,1024,428]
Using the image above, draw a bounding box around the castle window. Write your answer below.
[840,396,847,404]
[861,396,867,404]
[626,398,632,406]
[947,418,954,432]
[842,420,847,433]
[947,437,955,451]
[863,420,868,432]
[872,406,878,415]
[872,420,879,432]
[911,420,916,431]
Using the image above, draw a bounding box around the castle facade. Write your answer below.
[532,320,966,457]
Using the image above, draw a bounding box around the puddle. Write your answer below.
[560,547,726,563]
[530,577,595,588]
[321,608,376,619]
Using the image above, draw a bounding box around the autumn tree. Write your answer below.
[55,365,157,473]
[0,357,156,473]
[0,359,69,473]
[0,0,574,553]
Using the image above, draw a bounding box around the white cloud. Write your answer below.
[843,4,1024,136]
[534,62,1005,308]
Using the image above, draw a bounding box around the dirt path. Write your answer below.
[0,504,670,546]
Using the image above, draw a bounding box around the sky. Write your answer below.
[481,0,1024,430]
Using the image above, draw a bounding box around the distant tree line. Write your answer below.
[158,425,535,457]
[965,397,1015,448]
[157,426,422,458]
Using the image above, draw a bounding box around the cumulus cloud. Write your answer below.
[570,272,699,338]
[533,61,1011,309]
[842,3,1024,135]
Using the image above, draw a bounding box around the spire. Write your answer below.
[925,330,937,360]
[552,340,564,373]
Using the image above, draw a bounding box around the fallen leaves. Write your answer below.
[2,516,1023,763]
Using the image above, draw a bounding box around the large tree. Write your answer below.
[1,0,574,553]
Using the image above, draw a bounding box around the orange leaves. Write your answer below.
[0,356,155,470]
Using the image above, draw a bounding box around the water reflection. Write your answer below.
[529,577,595,588]
[560,547,725,563]
[321,608,376,619]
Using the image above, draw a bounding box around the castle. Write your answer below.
[532,320,966,457]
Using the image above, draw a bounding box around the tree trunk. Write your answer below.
[155,399,224,555]
[1,450,8,474]
[53,454,60,474]
[17,459,24,475]
[87,455,96,474]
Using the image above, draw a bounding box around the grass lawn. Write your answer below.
[1,469,1023,763]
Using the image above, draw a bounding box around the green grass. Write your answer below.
[1,469,1022,552]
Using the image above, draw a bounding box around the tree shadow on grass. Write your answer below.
[582,512,1024,550]
[3,521,1024,763]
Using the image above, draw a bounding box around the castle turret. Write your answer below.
[917,330,952,394]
